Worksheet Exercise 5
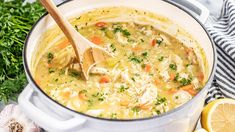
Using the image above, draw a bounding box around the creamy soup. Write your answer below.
[34,20,204,119]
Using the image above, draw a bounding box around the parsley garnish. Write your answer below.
[129,57,143,64]
[158,56,164,61]
[110,44,116,52]
[174,73,180,81]
[169,64,177,71]
[119,85,129,92]
[68,70,81,78]
[48,68,55,73]
[157,39,163,45]
[155,97,167,105]
[142,52,148,57]
[113,26,131,37]
[131,107,140,113]
[179,77,192,86]
[47,52,54,64]
[186,63,192,67]
[110,113,117,119]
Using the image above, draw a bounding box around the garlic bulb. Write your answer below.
[0,104,40,132]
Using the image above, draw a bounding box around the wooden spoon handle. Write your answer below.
[40,0,82,55]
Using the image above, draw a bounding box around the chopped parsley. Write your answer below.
[113,26,131,37]
[131,77,136,82]
[122,29,131,36]
[158,56,164,61]
[179,77,192,86]
[118,85,129,92]
[141,64,146,68]
[129,56,143,64]
[92,92,106,102]
[127,38,135,42]
[110,44,116,52]
[131,106,140,113]
[68,70,81,78]
[48,68,55,73]
[155,110,161,115]
[87,99,94,107]
[155,97,167,105]
[157,38,163,45]
[92,92,100,97]
[54,78,58,82]
[128,52,148,64]
[47,52,54,64]
[140,39,145,42]
[79,89,87,94]
[169,64,177,71]
[186,63,192,67]
[74,25,79,31]
[110,113,117,119]
[142,52,148,57]
[100,27,107,31]
[174,73,180,81]
[113,27,122,33]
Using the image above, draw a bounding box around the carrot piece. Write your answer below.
[198,72,204,82]
[186,88,197,96]
[168,88,178,94]
[91,36,102,45]
[144,64,151,72]
[139,103,151,110]
[154,79,160,85]
[132,46,143,51]
[61,91,71,99]
[35,79,40,85]
[47,63,53,68]
[169,73,175,80]
[120,100,129,106]
[56,39,70,49]
[180,84,197,96]
[151,39,156,46]
[186,48,193,55]
[95,22,107,27]
[180,84,193,90]
[78,92,88,101]
[99,75,111,83]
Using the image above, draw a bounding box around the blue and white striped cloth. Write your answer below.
[206,0,235,103]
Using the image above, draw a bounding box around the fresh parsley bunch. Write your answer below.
[0,0,45,103]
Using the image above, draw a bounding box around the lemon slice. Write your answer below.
[194,128,208,132]
[201,98,235,132]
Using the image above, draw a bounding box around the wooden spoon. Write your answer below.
[40,0,112,80]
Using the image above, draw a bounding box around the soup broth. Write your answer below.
[34,21,204,119]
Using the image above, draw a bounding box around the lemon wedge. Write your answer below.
[194,128,208,132]
[201,98,235,132]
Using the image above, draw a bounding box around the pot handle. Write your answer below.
[18,85,86,132]
[170,0,209,24]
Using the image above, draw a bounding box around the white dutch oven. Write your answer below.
[18,0,216,132]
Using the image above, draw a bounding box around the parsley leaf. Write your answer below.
[169,64,177,71]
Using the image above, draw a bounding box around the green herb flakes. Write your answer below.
[158,56,164,61]
[169,64,177,71]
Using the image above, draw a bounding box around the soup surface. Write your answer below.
[34,21,204,119]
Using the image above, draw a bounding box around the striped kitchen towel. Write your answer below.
[205,0,235,103]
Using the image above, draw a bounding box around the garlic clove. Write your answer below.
[0,104,40,132]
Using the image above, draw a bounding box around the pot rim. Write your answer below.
[23,0,217,122]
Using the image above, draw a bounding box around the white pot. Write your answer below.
[18,0,216,132]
